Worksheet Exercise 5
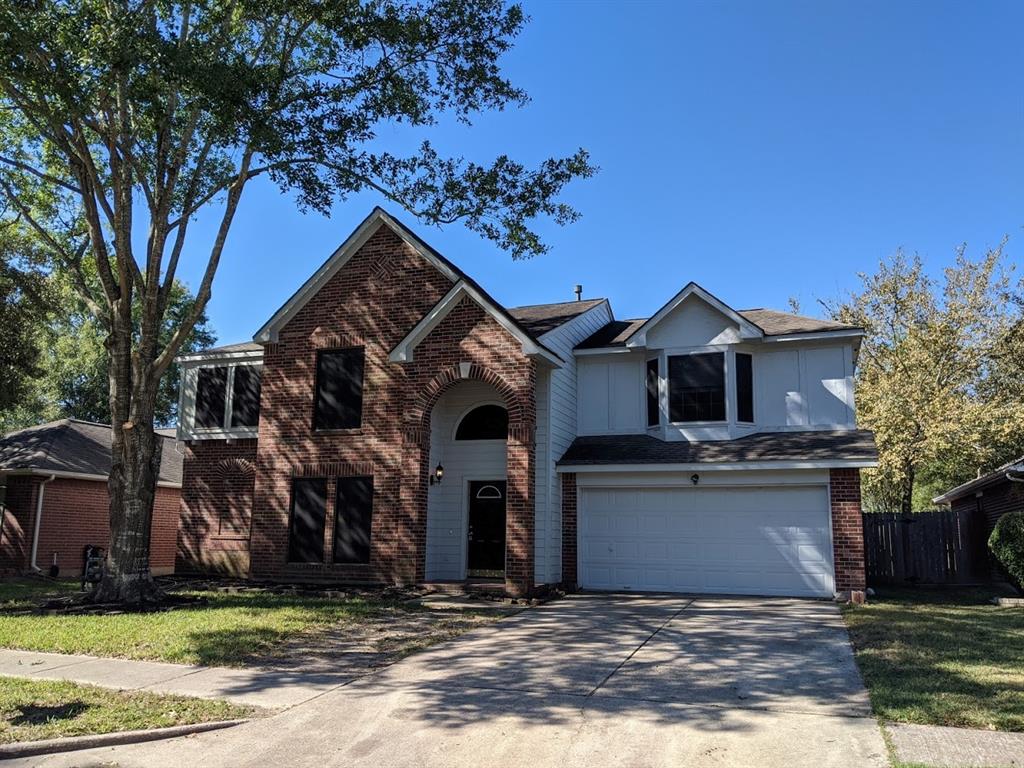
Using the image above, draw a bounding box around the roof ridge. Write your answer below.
[508,298,606,311]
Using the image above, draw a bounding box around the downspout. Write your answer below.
[29,474,56,573]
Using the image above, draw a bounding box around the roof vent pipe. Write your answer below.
[574,284,582,301]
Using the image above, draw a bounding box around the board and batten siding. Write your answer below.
[535,301,615,584]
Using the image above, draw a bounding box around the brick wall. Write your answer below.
[233,224,539,594]
[1,476,178,576]
[178,440,258,575]
[0,476,37,573]
[951,479,1024,580]
[830,468,866,594]
[560,472,578,590]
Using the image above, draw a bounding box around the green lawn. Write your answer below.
[843,587,1024,732]
[0,577,499,667]
[0,676,254,743]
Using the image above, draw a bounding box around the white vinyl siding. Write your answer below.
[535,301,613,583]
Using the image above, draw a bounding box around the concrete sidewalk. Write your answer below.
[0,648,354,708]
[888,722,1024,768]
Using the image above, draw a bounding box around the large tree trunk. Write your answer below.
[91,317,165,604]
[899,463,915,515]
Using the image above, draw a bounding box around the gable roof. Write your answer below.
[622,282,765,348]
[507,298,607,337]
[933,456,1024,504]
[0,420,182,486]
[576,308,862,350]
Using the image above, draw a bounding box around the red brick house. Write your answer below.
[934,457,1024,580]
[176,208,877,598]
[0,420,181,577]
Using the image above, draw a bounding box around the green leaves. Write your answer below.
[830,244,1024,512]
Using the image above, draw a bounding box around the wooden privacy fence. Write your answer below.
[863,509,988,586]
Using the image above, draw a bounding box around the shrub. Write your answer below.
[989,511,1024,590]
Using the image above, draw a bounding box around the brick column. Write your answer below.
[830,468,867,598]
[504,422,535,596]
[561,473,578,590]
[401,425,429,585]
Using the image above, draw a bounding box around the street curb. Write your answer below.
[0,718,249,759]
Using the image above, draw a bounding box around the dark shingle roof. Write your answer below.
[508,299,606,337]
[0,420,182,485]
[933,456,1024,504]
[576,310,862,350]
[558,430,877,467]
[737,309,861,336]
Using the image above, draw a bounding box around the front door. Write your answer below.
[467,480,506,577]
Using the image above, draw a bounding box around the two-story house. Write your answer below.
[175,207,877,599]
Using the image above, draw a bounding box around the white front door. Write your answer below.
[579,485,835,597]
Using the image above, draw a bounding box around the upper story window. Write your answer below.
[455,404,508,440]
[735,352,754,423]
[195,364,262,430]
[314,348,365,431]
[668,352,725,422]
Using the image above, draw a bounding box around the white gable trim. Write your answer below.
[254,208,460,343]
[624,283,764,348]
[389,281,562,366]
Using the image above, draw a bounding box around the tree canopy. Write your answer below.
[829,243,1024,512]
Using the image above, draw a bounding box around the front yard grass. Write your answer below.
[0,675,254,743]
[0,578,504,667]
[842,587,1024,732]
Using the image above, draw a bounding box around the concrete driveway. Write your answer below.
[13,594,888,768]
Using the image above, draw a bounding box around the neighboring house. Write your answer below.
[175,207,877,599]
[0,419,182,577]
[934,457,1024,578]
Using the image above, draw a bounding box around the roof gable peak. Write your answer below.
[624,282,763,347]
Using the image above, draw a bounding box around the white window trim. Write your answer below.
[664,347,731,427]
[181,361,263,441]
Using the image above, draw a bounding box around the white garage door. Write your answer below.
[579,485,835,597]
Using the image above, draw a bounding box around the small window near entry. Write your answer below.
[314,348,365,431]
[195,366,228,428]
[736,353,754,423]
[455,404,508,440]
[646,358,660,427]
[668,352,726,422]
[230,365,262,428]
[334,477,373,565]
[288,478,327,563]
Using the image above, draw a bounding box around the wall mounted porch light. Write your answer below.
[429,464,445,486]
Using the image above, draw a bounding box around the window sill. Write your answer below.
[667,421,729,427]
[312,428,364,437]
[213,534,249,541]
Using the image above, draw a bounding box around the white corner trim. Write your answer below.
[624,283,764,348]
[556,459,878,473]
[388,281,563,366]
[254,209,460,344]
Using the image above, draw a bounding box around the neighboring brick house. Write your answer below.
[0,420,181,577]
[176,207,877,599]
[934,458,1024,580]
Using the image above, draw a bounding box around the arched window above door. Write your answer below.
[455,404,508,440]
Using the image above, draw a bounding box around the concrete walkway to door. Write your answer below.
[10,594,888,768]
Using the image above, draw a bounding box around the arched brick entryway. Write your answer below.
[402,363,536,596]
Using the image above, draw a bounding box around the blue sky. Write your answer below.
[178,0,1023,344]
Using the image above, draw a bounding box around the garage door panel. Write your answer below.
[579,485,834,598]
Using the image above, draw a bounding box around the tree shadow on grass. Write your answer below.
[9,701,90,726]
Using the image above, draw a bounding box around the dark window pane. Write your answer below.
[736,353,754,423]
[646,358,660,427]
[455,404,508,440]
[230,365,262,428]
[195,367,228,428]
[334,477,373,564]
[288,478,327,563]
[668,353,726,422]
[314,348,364,430]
